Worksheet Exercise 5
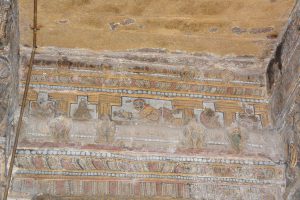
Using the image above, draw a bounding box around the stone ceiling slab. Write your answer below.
[19,0,296,57]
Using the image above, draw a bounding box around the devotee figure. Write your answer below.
[95,114,116,144]
[73,98,92,120]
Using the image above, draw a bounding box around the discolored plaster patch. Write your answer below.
[232,27,247,35]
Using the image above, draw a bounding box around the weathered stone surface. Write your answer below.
[19,0,295,57]
[268,1,300,199]
[0,0,19,198]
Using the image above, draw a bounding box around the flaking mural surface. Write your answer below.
[1,0,300,199]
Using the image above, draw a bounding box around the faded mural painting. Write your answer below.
[11,48,286,199]
[19,89,279,157]
[1,0,300,199]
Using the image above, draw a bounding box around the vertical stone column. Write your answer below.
[285,92,300,200]
[269,2,300,199]
[0,0,19,198]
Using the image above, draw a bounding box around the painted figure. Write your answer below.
[30,101,56,118]
[95,115,116,144]
[200,108,222,129]
[182,119,205,149]
[49,116,71,142]
[133,98,160,121]
[73,98,92,120]
[132,98,182,125]
[237,105,262,129]
[227,126,243,153]
[113,109,133,120]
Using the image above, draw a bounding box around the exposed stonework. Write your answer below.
[0,0,19,198]
[269,1,300,199]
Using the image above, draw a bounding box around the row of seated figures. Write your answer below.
[10,92,287,200]
[19,93,284,161]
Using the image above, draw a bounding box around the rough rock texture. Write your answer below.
[269,1,300,199]
[0,0,19,198]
